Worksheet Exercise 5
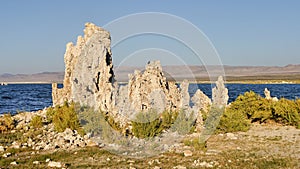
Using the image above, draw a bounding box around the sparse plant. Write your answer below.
[29,115,43,129]
[46,102,84,136]
[131,110,178,138]
[170,110,196,135]
[183,137,207,151]
[0,114,15,133]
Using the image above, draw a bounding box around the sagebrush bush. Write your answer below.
[30,115,43,128]
[183,137,207,151]
[46,102,84,135]
[272,98,300,128]
[77,106,120,142]
[131,110,178,138]
[0,114,14,133]
[218,91,300,132]
[170,110,196,135]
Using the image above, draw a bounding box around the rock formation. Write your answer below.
[52,23,214,134]
[52,23,115,112]
[127,61,181,114]
[212,76,228,106]
[264,88,278,101]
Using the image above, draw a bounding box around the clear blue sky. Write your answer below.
[0,0,299,74]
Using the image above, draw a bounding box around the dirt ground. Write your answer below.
[1,124,299,168]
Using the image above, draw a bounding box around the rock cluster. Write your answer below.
[51,23,216,131]
[0,110,97,152]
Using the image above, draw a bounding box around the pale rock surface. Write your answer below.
[180,80,190,110]
[48,161,62,168]
[52,22,115,113]
[191,89,212,131]
[212,76,228,106]
[183,149,193,157]
[264,88,278,101]
[127,61,181,114]
[0,145,5,152]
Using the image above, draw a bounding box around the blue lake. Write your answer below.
[1,83,300,114]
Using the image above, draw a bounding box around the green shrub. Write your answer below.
[77,106,119,141]
[0,114,14,133]
[131,110,163,138]
[217,91,258,133]
[30,116,43,128]
[170,110,196,135]
[272,98,300,128]
[131,110,178,138]
[218,91,300,132]
[183,137,207,151]
[218,106,251,133]
[46,102,84,135]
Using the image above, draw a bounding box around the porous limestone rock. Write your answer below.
[191,89,212,131]
[192,89,212,113]
[180,80,190,110]
[52,23,115,112]
[264,88,278,101]
[212,76,228,106]
[127,61,181,113]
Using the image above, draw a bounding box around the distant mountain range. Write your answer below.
[1,64,300,83]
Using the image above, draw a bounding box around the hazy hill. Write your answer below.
[1,64,299,83]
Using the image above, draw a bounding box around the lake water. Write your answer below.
[1,83,300,114]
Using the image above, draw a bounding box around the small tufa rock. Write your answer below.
[183,149,193,157]
[264,88,278,101]
[48,161,63,168]
[212,76,228,106]
[2,152,11,158]
[199,161,213,168]
[226,133,237,140]
[33,161,40,165]
[0,145,5,152]
[10,161,18,165]
[173,166,187,169]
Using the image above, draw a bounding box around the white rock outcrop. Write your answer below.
[52,23,115,113]
[212,76,228,106]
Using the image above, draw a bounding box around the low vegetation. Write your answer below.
[29,115,43,129]
[218,91,300,133]
[46,102,84,136]
[0,114,14,133]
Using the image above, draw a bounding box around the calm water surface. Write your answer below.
[1,83,300,114]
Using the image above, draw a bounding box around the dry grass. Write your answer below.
[1,124,299,168]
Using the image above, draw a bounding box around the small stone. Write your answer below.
[173,166,186,169]
[10,161,18,165]
[2,152,11,158]
[183,150,193,157]
[33,161,40,164]
[153,166,161,169]
[106,157,110,161]
[48,161,62,168]
[0,145,5,152]
[86,139,98,147]
[10,130,16,133]
[199,161,213,168]
[46,158,51,162]
[226,133,237,140]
